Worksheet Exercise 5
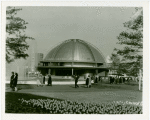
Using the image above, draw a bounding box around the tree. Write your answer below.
[109,53,123,76]
[114,8,143,77]
[6,7,34,63]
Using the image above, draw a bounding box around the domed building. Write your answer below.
[38,39,108,77]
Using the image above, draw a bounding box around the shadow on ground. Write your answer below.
[6,92,63,101]
[5,92,64,113]
[6,84,36,90]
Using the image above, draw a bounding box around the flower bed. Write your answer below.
[6,98,142,114]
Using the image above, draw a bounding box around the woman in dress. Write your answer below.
[86,75,91,88]
[37,76,41,86]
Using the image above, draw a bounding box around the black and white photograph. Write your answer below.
[1,1,149,120]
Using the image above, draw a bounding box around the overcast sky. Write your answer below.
[15,7,135,59]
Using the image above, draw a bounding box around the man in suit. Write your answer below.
[43,75,45,84]
[110,76,112,84]
[88,75,91,88]
[48,74,52,86]
[95,75,98,84]
[76,75,80,88]
[99,76,101,82]
[74,75,78,88]
[10,72,14,89]
[72,75,79,88]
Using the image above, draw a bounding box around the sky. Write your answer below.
[14,7,136,59]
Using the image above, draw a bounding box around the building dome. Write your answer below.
[44,39,106,63]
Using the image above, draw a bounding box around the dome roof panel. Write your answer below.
[44,39,106,63]
[89,46,105,63]
[44,45,59,60]
[54,41,73,60]
[74,41,94,61]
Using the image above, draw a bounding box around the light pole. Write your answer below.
[138,59,142,91]
[139,69,141,90]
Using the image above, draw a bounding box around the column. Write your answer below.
[95,69,98,75]
[96,63,97,67]
[72,62,73,75]
[72,68,73,75]
[48,69,51,74]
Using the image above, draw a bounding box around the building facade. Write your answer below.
[35,53,44,66]
[38,39,109,77]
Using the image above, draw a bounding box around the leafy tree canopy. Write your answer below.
[6,7,34,63]
[113,8,143,77]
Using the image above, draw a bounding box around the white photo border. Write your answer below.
[1,1,149,120]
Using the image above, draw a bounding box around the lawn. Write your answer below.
[5,83,142,114]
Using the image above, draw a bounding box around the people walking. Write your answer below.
[48,74,52,86]
[73,75,77,88]
[119,77,122,84]
[95,75,98,84]
[123,77,125,83]
[13,73,18,91]
[86,75,89,88]
[115,76,118,84]
[99,76,101,82]
[86,75,91,88]
[50,75,52,86]
[76,75,80,88]
[86,76,88,86]
[43,75,45,84]
[74,75,78,88]
[110,76,112,84]
[10,72,14,90]
[72,75,79,88]
[88,75,91,88]
[121,77,123,84]
[37,76,41,87]
[114,77,116,84]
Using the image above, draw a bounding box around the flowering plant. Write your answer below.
[6,98,142,114]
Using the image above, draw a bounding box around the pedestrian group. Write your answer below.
[10,71,135,91]
[10,72,18,91]
[37,74,52,87]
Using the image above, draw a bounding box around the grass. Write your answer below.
[5,83,142,113]
[6,83,142,103]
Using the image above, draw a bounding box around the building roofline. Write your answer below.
[40,60,104,64]
[37,66,109,70]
